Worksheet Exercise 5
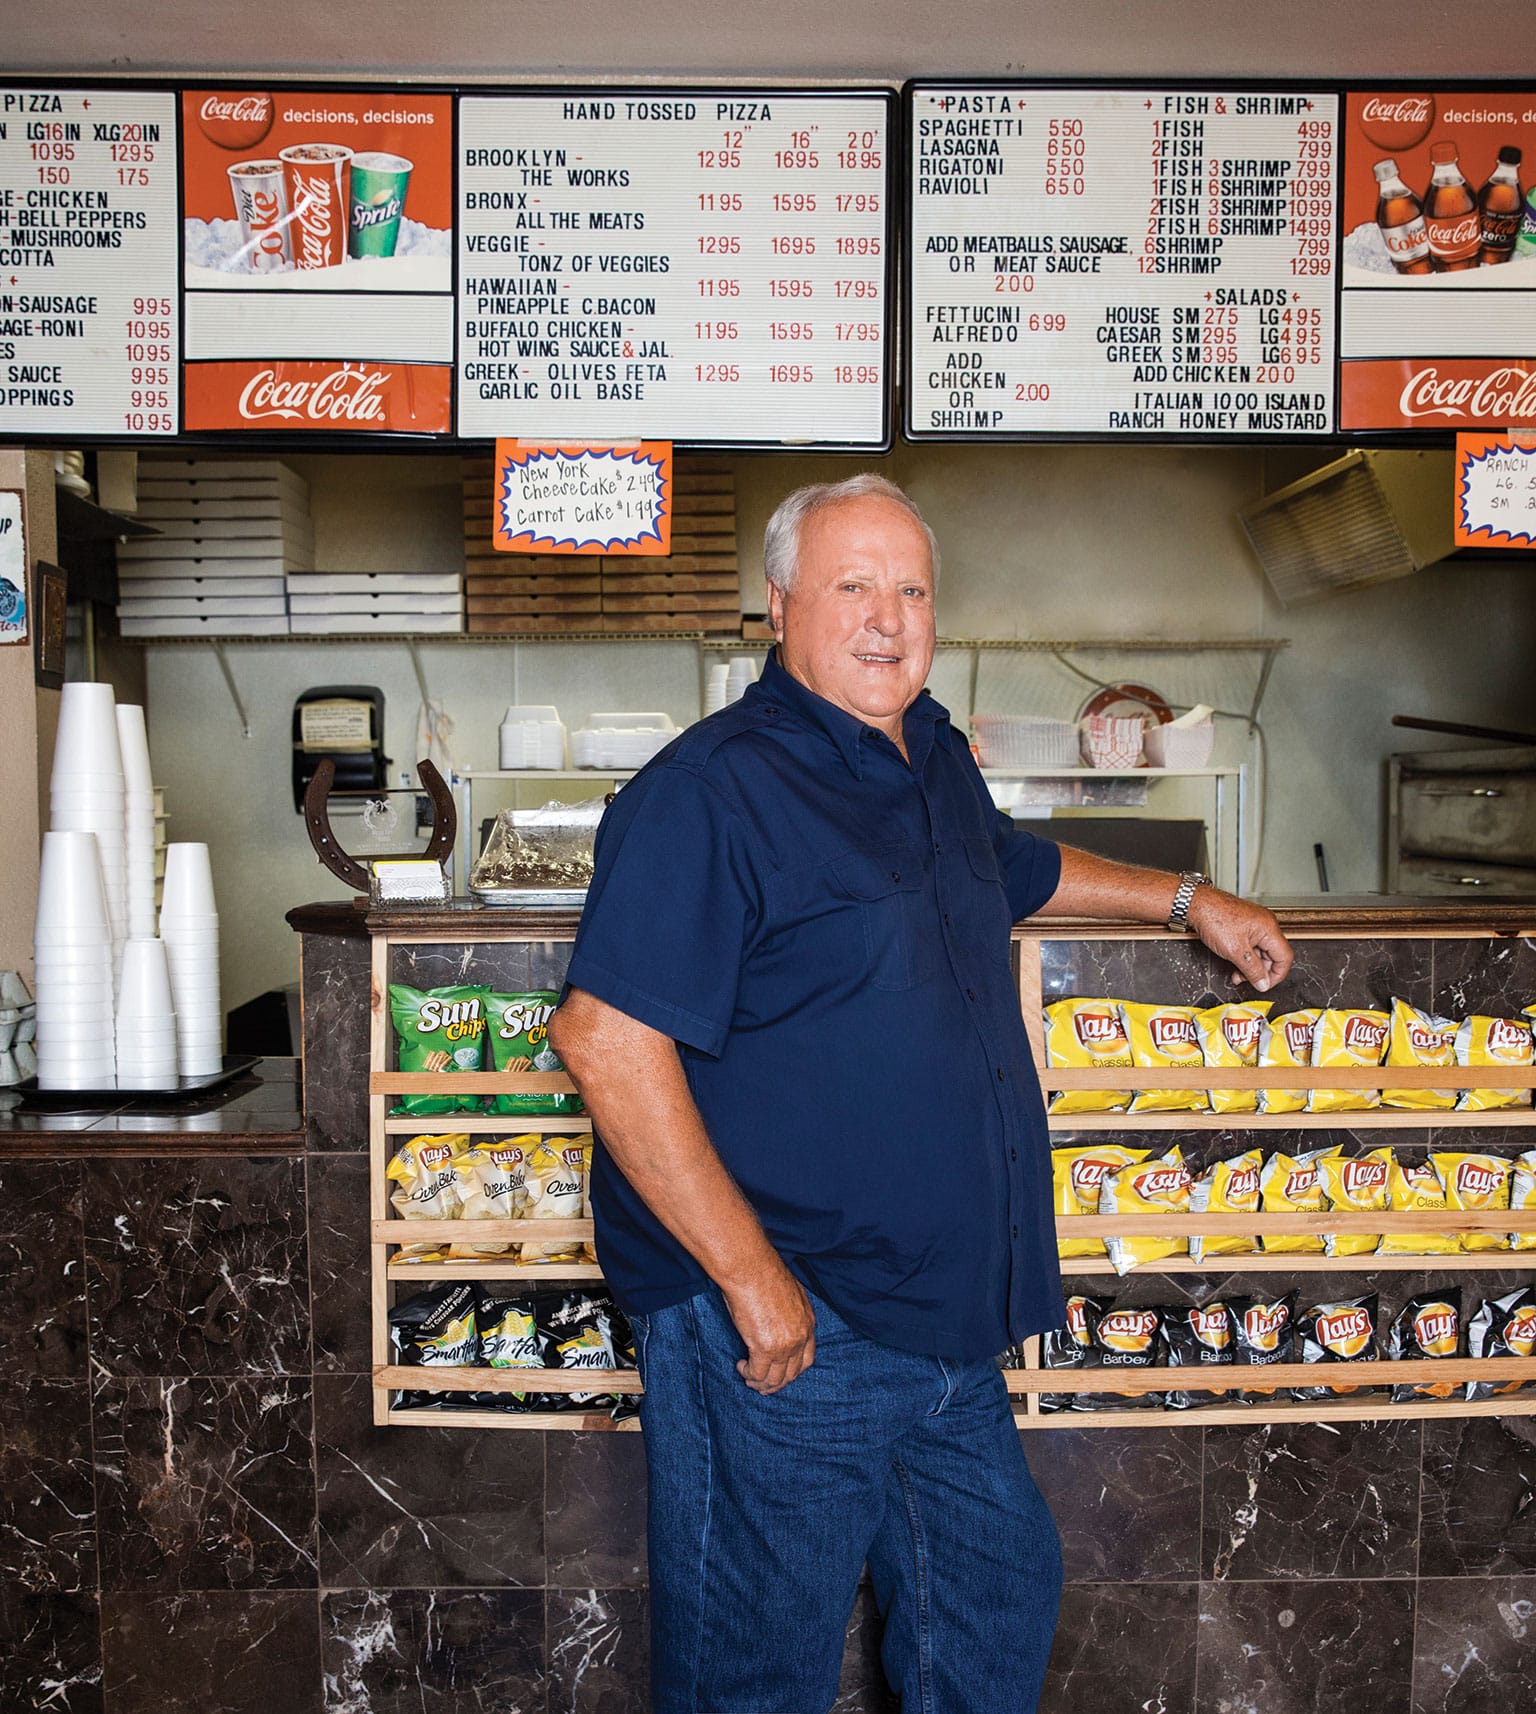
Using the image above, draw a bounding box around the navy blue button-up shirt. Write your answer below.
[565,648,1065,1359]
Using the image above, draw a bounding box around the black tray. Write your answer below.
[16,1054,260,1106]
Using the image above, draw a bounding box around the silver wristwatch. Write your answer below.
[1166,870,1208,933]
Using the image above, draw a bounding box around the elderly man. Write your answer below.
[553,474,1291,1714]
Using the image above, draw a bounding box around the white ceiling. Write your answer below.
[9,0,1531,83]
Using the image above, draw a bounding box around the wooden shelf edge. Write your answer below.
[388,1262,605,1281]
[375,1363,641,1395]
[1057,1251,1536,1273]
[381,1403,640,1431]
[1014,1397,1536,1429]
[1044,1066,1536,1092]
[1047,1110,1536,1130]
[382,1115,593,1135]
[1001,1356,1536,1393]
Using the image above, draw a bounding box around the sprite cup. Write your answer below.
[347,152,413,258]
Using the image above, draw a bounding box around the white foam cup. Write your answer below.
[51,682,123,786]
[161,844,216,918]
[118,938,175,1015]
[35,831,111,935]
[114,704,154,793]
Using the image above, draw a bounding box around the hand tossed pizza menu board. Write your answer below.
[905,84,1339,439]
[0,87,179,436]
[457,91,894,446]
[1340,91,1536,431]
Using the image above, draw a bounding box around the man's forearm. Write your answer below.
[1036,845,1183,923]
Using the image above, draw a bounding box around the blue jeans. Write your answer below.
[631,1284,1063,1714]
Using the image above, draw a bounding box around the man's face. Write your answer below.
[767,495,937,738]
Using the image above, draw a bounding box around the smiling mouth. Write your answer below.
[854,652,902,665]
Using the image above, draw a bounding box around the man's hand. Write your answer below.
[723,1265,818,1395]
[1187,887,1293,992]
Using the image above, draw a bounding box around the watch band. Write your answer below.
[1166,870,1208,933]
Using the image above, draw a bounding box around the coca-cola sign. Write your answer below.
[1426,211,1481,258]
[184,360,454,435]
[1397,364,1536,422]
[237,366,390,424]
[1358,93,1435,152]
[196,91,274,151]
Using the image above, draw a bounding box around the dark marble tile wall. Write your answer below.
[6,930,1536,1711]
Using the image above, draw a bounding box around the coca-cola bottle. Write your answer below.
[1478,145,1523,265]
[1373,159,1431,274]
[1423,141,1481,270]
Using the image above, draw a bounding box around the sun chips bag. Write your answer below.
[1257,1008,1321,1114]
[389,985,489,1114]
[1195,1000,1272,1115]
[1307,1009,1389,1113]
[1100,1146,1191,1276]
[484,991,585,1118]
[1381,998,1459,1111]
[1043,999,1133,1116]
[1052,1146,1150,1261]
[1120,1002,1206,1114]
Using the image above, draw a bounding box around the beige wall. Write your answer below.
[139,444,1536,1014]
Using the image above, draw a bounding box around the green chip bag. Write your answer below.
[485,991,584,1117]
[389,984,488,1114]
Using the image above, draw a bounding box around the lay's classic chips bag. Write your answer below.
[1259,1144,1343,1254]
[1433,1151,1513,1253]
[1188,1148,1262,1263]
[1195,1000,1272,1114]
[1381,998,1459,1112]
[1319,1148,1393,1258]
[1454,1014,1534,1113]
[1257,1008,1321,1114]
[1377,1156,1458,1256]
[1120,1002,1206,1113]
[1307,1009,1389,1113]
[1052,1146,1150,1261]
[1043,999,1133,1115]
[1511,1150,1536,1252]
[1100,1145,1191,1275]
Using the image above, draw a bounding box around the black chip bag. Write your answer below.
[389,1282,486,1410]
[1165,1301,1237,1409]
[1387,1288,1463,1403]
[484,991,585,1117]
[1038,1293,1108,1413]
[1466,1286,1536,1402]
[1230,1291,1298,1401]
[389,984,489,1115]
[1081,1304,1165,1411]
[1291,1295,1380,1401]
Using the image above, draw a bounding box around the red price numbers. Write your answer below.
[124,317,171,340]
[131,388,170,409]
[1013,382,1051,402]
[122,412,173,432]
[695,364,741,383]
[1296,137,1332,161]
[110,142,155,162]
[1290,158,1330,180]
[769,364,813,383]
[772,235,817,255]
[697,279,741,297]
[993,273,1035,293]
[776,131,819,170]
[839,130,882,171]
[1045,118,1085,196]
[117,168,150,186]
[131,366,170,386]
[29,141,73,161]
[694,321,739,340]
[35,165,69,185]
[698,192,743,211]
[774,193,817,213]
[125,343,171,362]
[1291,215,1331,237]
[835,235,881,256]
[836,322,880,342]
[833,279,876,299]
[770,322,814,340]
[698,148,741,169]
[837,192,880,214]
[1026,313,1067,333]
[835,364,880,384]
[133,299,171,317]
[1290,196,1332,219]
[1296,120,1331,139]
[698,235,742,254]
[1293,237,1331,259]
[770,279,814,298]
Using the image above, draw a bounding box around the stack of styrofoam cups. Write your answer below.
[49,683,127,987]
[115,937,178,1090]
[33,830,116,1089]
[160,843,222,1077]
[115,705,159,941]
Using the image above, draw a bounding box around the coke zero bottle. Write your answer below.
[1424,141,1481,271]
[1478,146,1523,265]
[1373,159,1431,274]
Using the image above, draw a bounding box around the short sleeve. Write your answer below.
[993,817,1062,921]
[564,765,761,1057]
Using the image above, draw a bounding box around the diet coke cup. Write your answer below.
[280,143,352,270]
[227,159,292,273]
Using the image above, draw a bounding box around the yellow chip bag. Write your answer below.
[1433,1151,1513,1252]
[1454,1014,1534,1112]
[1381,998,1459,1111]
[522,1138,593,1261]
[1257,1009,1321,1114]
[1377,1157,1459,1256]
[1259,1144,1343,1254]
[1319,1148,1393,1257]
[1120,1002,1207,1114]
[1189,1148,1262,1263]
[445,1135,537,1260]
[1052,1145,1151,1260]
[1512,1150,1536,1252]
[385,1132,470,1259]
[1100,1145,1191,1276]
[1194,1001,1272,1115]
[1306,1009,1389,1113]
[1043,999,1133,1115]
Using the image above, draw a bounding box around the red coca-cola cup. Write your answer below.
[279,143,353,271]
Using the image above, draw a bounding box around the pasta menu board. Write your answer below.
[1339,90,1536,430]
[906,84,1339,438]
[0,86,179,436]
[457,91,893,445]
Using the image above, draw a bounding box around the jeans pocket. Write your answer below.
[627,1310,651,1381]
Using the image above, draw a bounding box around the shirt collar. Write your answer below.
[750,647,950,780]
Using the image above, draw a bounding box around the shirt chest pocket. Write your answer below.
[830,845,945,992]
[959,835,1015,969]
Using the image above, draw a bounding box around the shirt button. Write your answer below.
[944,913,952,926]
[933,842,942,855]
[996,1068,1006,1082]
[966,988,976,1001]
[1010,1148,1018,1162]
[891,871,901,882]
[1012,1225,1020,1238]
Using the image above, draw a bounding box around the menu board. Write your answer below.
[457,91,893,445]
[0,86,179,437]
[180,88,454,433]
[906,83,1339,438]
[1340,90,1536,430]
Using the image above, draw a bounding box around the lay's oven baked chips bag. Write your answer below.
[1306,1008,1389,1113]
[1512,1149,1536,1252]
[1257,1009,1321,1114]
[1052,1146,1151,1261]
[1043,999,1133,1115]
[1381,998,1459,1111]
[1195,1000,1272,1115]
[1120,1002,1207,1113]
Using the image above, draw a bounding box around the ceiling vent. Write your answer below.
[1240,449,1455,606]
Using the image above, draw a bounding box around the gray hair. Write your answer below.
[762,474,941,595]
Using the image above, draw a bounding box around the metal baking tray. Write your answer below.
[469,886,589,910]
[15,1053,260,1105]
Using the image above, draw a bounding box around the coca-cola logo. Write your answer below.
[291,171,336,269]
[196,90,274,151]
[1427,211,1481,256]
[1382,219,1427,256]
[1359,94,1435,152]
[1397,364,1536,422]
[237,366,391,424]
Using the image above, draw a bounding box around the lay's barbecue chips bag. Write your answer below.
[1120,1002,1207,1113]
[1454,1014,1534,1112]
[1083,1305,1166,1411]
[1038,1293,1109,1413]
[1195,1000,1273,1115]
[1377,1156,1459,1256]
[1230,1291,1298,1399]
[1043,999,1133,1115]
[1257,1008,1321,1114]
[1388,1288,1463,1402]
[1433,1151,1513,1253]
[1381,998,1459,1112]
[1100,1145,1191,1275]
[389,985,489,1114]
[1319,1148,1393,1258]
[1307,1009,1389,1113]
[1164,1301,1237,1410]
[1466,1286,1536,1401]
[1259,1144,1343,1254]
[1052,1145,1151,1260]
[1188,1148,1262,1263]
